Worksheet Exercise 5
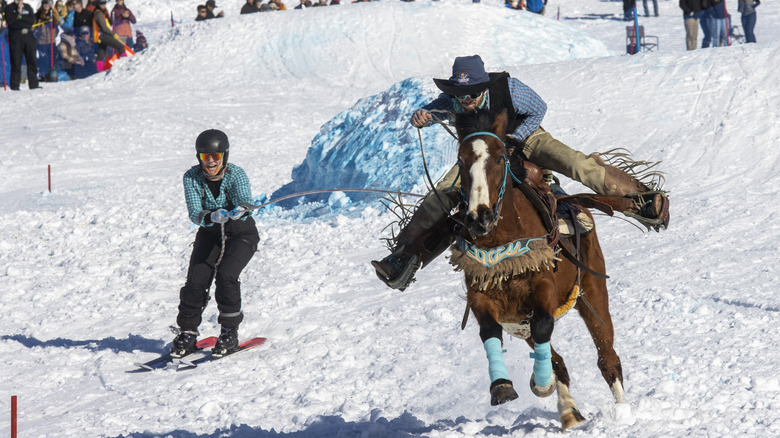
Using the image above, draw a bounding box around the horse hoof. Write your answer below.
[490,379,519,406]
[561,407,587,431]
[529,373,557,398]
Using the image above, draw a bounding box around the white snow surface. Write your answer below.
[2,0,780,436]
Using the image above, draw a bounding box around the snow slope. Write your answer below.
[1,0,780,437]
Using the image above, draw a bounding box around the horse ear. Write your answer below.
[492,109,508,138]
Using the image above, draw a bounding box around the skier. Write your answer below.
[371,55,670,291]
[171,129,260,358]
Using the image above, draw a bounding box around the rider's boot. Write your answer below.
[371,204,452,291]
[522,132,669,231]
[592,154,670,231]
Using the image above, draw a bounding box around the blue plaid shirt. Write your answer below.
[183,163,254,227]
[421,76,547,142]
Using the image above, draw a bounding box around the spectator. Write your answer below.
[294,0,311,9]
[60,0,76,32]
[85,0,95,11]
[312,0,327,5]
[57,29,83,79]
[5,0,40,90]
[268,0,286,10]
[711,0,727,46]
[205,0,223,18]
[110,0,135,47]
[737,0,758,43]
[505,0,524,10]
[133,29,146,51]
[73,25,95,78]
[642,0,658,16]
[91,0,124,71]
[72,0,91,28]
[329,0,339,4]
[622,0,635,21]
[240,0,258,13]
[679,0,703,50]
[195,4,207,20]
[699,0,718,48]
[35,0,61,81]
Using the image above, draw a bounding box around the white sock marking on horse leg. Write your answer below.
[468,139,490,215]
[556,381,577,416]
[611,380,626,403]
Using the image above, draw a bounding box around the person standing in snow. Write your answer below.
[109,0,136,48]
[679,0,704,50]
[371,55,670,291]
[738,0,758,43]
[171,129,260,359]
[5,0,40,90]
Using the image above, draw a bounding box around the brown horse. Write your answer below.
[449,109,625,430]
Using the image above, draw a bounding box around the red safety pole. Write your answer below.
[11,395,17,438]
[557,6,560,20]
[48,164,52,192]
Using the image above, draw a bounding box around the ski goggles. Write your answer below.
[199,152,224,162]
[454,91,485,102]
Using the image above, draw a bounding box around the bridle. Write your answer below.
[458,131,511,233]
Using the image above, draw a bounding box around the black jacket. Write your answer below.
[73,8,92,29]
[5,2,35,33]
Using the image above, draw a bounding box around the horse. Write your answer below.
[448,108,625,430]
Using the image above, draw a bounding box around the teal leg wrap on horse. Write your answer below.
[530,341,553,387]
[484,337,509,382]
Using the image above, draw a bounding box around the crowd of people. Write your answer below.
[680,0,759,50]
[195,0,340,18]
[1,0,147,90]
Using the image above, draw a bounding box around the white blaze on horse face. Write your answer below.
[468,139,491,215]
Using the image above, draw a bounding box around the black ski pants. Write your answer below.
[177,220,259,331]
[8,31,39,90]
[96,33,125,61]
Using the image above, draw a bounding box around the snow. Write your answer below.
[2,0,780,436]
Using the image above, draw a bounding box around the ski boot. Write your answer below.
[170,329,199,358]
[212,325,240,358]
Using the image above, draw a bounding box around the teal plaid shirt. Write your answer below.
[183,163,254,227]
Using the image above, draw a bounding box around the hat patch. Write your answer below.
[456,72,471,85]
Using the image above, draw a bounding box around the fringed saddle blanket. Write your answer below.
[449,235,560,290]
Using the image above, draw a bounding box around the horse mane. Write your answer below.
[455,108,497,139]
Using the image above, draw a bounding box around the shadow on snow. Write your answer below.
[2,333,165,354]
[111,409,562,437]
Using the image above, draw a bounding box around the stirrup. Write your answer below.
[623,191,669,232]
[371,254,421,292]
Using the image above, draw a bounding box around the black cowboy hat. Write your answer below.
[433,55,502,97]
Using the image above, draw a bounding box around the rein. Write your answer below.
[458,131,510,232]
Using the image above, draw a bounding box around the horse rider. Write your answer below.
[372,55,670,291]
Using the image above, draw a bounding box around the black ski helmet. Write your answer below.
[195,129,230,163]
